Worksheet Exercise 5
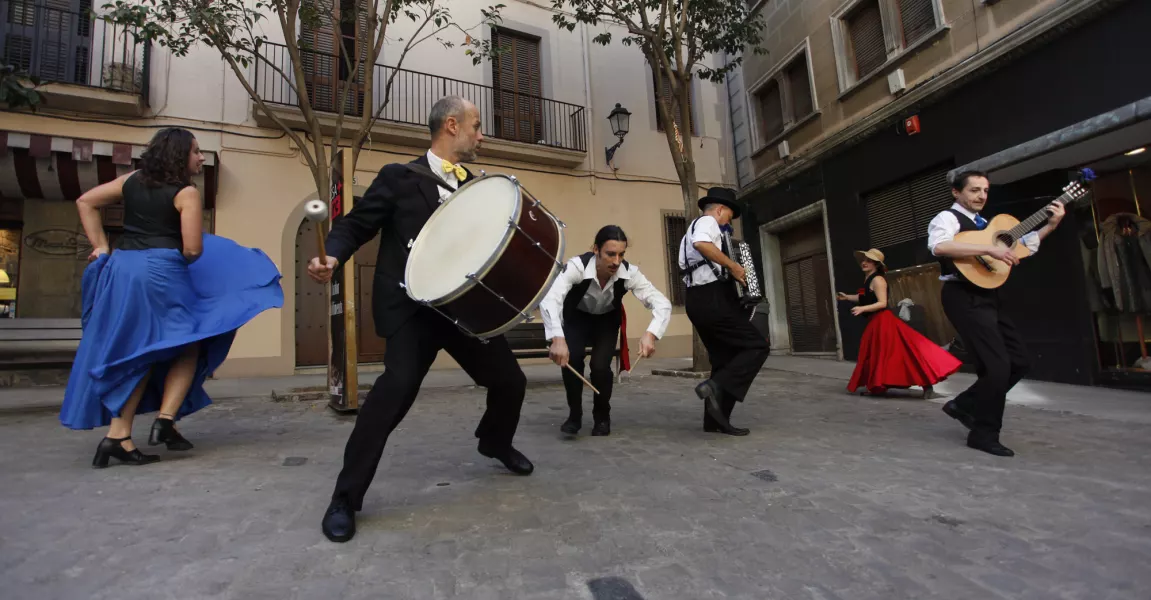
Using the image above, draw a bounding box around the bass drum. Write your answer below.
[403,173,566,339]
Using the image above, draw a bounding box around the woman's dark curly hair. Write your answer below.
[138,127,196,188]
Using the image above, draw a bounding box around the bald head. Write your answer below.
[428,95,483,163]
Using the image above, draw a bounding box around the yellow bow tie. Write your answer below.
[442,160,466,181]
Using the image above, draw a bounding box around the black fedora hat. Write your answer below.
[697,187,743,219]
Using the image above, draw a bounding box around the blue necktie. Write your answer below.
[974,214,987,230]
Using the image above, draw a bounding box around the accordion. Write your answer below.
[722,232,764,308]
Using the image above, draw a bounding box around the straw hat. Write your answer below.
[853,248,886,270]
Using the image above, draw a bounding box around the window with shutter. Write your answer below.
[897,0,937,47]
[663,214,687,307]
[786,57,814,120]
[756,80,784,142]
[750,43,816,148]
[865,164,953,249]
[300,0,366,115]
[832,0,942,92]
[492,28,542,144]
[655,71,695,136]
[847,0,886,79]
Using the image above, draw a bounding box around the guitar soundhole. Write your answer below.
[995,232,1015,247]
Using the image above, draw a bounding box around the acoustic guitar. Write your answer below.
[953,180,1091,289]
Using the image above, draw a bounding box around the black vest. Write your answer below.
[937,208,981,278]
[562,252,629,319]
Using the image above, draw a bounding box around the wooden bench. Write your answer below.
[0,318,83,369]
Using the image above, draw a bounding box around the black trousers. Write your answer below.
[332,308,527,510]
[685,281,770,424]
[560,309,620,423]
[941,282,1030,436]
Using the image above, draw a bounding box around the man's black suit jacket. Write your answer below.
[325,153,475,339]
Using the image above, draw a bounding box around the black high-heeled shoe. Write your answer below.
[92,437,161,468]
[149,418,194,451]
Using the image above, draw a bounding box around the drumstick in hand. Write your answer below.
[304,199,329,259]
[565,364,601,395]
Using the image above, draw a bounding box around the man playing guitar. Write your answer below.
[928,170,1065,457]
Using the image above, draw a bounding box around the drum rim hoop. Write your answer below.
[469,240,568,339]
[404,173,523,304]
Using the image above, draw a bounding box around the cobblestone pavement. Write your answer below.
[1,369,1149,600]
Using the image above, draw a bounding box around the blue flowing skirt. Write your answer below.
[60,234,284,430]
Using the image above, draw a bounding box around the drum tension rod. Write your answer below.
[511,176,568,229]
[402,282,483,340]
[506,219,566,270]
[465,272,534,322]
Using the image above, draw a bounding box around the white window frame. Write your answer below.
[746,38,820,153]
[829,0,947,96]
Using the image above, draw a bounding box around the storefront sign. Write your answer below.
[23,229,90,258]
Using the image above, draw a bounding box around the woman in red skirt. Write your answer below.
[838,248,962,397]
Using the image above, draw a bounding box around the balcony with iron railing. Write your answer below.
[253,41,587,168]
[0,0,149,115]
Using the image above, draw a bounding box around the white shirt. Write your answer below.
[677,215,723,287]
[425,150,459,202]
[540,256,672,341]
[927,202,1041,282]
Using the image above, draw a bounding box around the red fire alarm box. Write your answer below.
[904,115,921,135]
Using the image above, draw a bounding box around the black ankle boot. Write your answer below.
[92,437,161,468]
[149,418,194,451]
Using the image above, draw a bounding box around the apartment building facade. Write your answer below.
[730,0,1150,387]
[0,0,739,381]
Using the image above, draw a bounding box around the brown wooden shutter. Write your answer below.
[301,0,339,113]
[663,214,687,307]
[786,56,814,120]
[847,0,886,79]
[757,80,784,141]
[656,71,695,135]
[492,29,542,144]
[898,0,936,47]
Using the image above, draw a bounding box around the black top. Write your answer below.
[936,208,981,279]
[861,273,882,307]
[116,172,185,251]
[562,252,629,321]
[325,154,476,339]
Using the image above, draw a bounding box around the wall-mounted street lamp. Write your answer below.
[605,103,631,168]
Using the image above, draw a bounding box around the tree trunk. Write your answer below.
[677,159,711,374]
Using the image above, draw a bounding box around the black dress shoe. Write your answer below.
[591,421,610,436]
[149,418,194,451]
[695,380,732,430]
[967,433,1015,457]
[322,497,356,543]
[478,443,534,475]
[92,437,161,468]
[942,400,976,430]
[560,416,581,435]
[703,423,750,436]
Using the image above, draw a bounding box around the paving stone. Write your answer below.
[1,370,1149,599]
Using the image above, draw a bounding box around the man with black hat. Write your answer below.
[677,187,770,436]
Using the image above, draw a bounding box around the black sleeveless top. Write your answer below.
[861,273,882,307]
[116,172,186,251]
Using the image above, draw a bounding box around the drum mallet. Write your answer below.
[565,364,601,395]
[304,199,329,259]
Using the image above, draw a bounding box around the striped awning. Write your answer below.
[0,131,218,209]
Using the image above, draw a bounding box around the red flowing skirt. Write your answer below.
[847,310,962,394]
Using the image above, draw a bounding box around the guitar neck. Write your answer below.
[1005,192,1070,240]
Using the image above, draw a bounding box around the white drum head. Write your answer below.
[405,175,520,302]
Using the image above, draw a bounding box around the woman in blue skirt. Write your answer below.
[61,128,283,467]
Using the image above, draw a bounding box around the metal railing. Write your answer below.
[0,1,150,101]
[255,41,586,153]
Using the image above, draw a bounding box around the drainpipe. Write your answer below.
[581,20,596,195]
